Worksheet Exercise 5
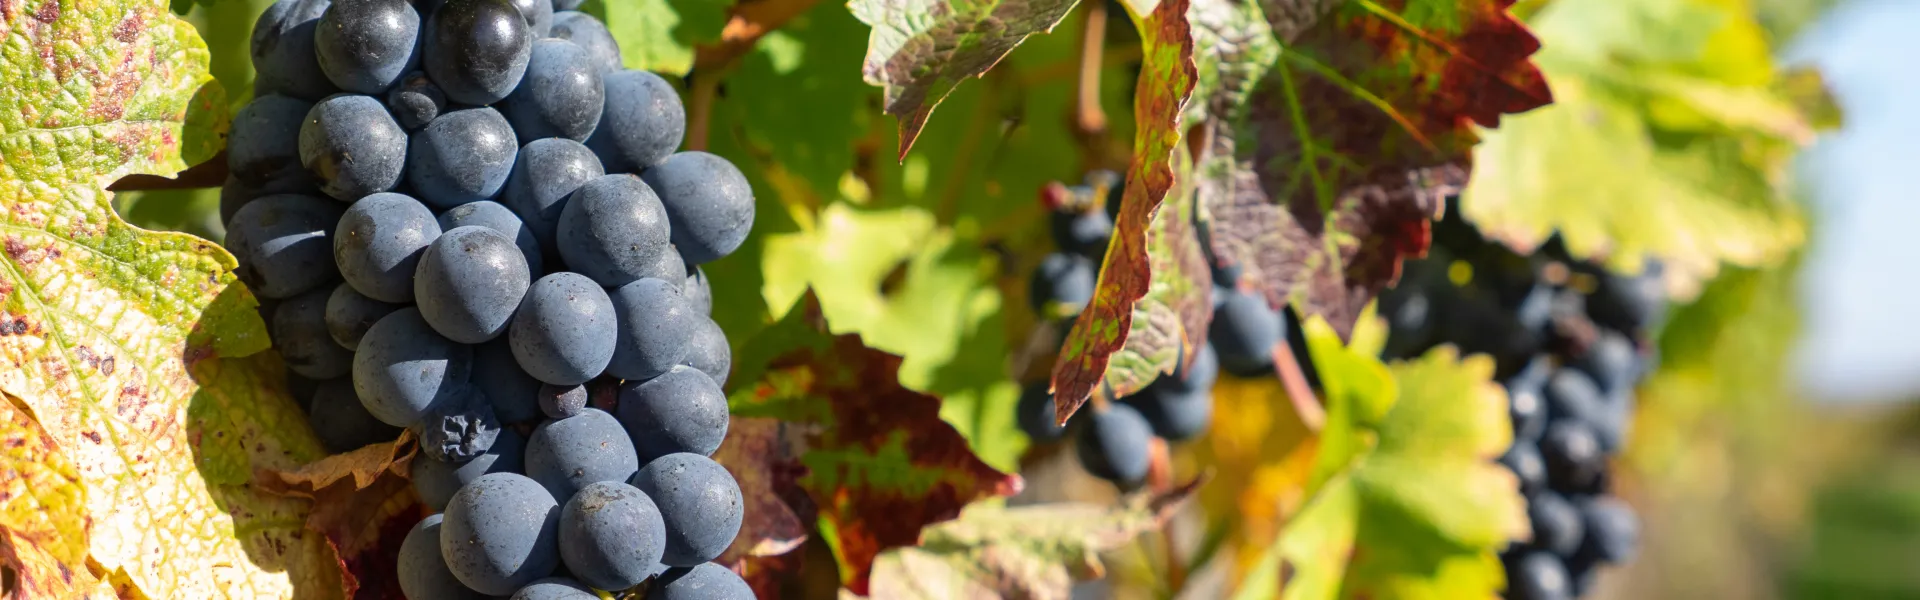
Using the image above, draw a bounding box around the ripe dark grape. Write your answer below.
[639,244,690,284]
[549,0,584,11]
[300,94,409,201]
[1016,382,1066,442]
[506,0,554,36]
[537,383,587,419]
[616,365,729,462]
[1029,252,1095,314]
[605,278,695,380]
[556,174,672,286]
[251,0,337,100]
[334,192,442,303]
[502,39,604,143]
[225,194,344,299]
[1126,343,1218,442]
[415,226,532,343]
[628,453,743,567]
[1539,420,1603,493]
[314,0,421,93]
[1576,496,1639,563]
[509,272,617,385]
[353,307,474,428]
[684,265,712,316]
[387,71,446,130]
[274,287,355,378]
[589,71,685,172]
[1575,330,1639,395]
[229,95,317,187]
[220,173,317,226]
[1505,550,1572,600]
[475,337,545,423]
[1050,205,1113,258]
[682,317,731,388]
[413,428,526,511]
[549,11,621,74]
[400,514,491,600]
[324,282,402,350]
[1074,403,1153,487]
[1527,491,1585,556]
[307,377,403,453]
[641,152,755,265]
[558,481,666,590]
[409,106,521,208]
[511,577,596,600]
[1587,263,1665,332]
[424,0,533,105]
[525,408,640,499]
[439,200,545,276]
[647,563,754,600]
[441,472,562,595]
[1507,357,1551,443]
[421,385,503,462]
[1500,441,1547,496]
[1209,286,1282,376]
[501,138,605,257]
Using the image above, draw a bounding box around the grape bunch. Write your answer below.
[1379,212,1655,600]
[226,0,752,596]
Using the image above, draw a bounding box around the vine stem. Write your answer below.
[1273,341,1325,432]
[1071,0,1110,167]
[686,72,720,152]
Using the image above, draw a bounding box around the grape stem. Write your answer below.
[108,151,228,191]
[686,73,719,152]
[1272,341,1325,432]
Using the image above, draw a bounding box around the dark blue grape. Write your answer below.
[308,377,404,453]
[684,265,711,317]
[441,472,562,595]
[502,39,603,142]
[475,337,545,424]
[628,453,742,567]
[641,152,753,265]
[409,107,520,208]
[509,272,617,385]
[525,408,640,499]
[439,200,545,275]
[388,71,447,130]
[325,282,402,350]
[1074,403,1153,487]
[647,563,753,600]
[1499,441,1546,495]
[1030,252,1095,315]
[1528,491,1585,557]
[500,138,604,258]
[314,0,421,93]
[416,226,532,343]
[335,192,442,303]
[507,0,553,35]
[510,577,596,600]
[1539,420,1603,493]
[413,428,526,511]
[1209,286,1282,376]
[424,0,533,105]
[251,0,338,100]
[421,384,504,462]
[1050,206,1112,259]
[682,317,730,388]
[549,0,582,10]
[1576,496,1638,564]
[605,278,695,380]
[1507,356,1551,443]
[556,175,672,287]
[229,95,317,187]
[1575,330,1639,395]
[220,173,318,226]
[1505,551,1572,600]
[300,94,409,201]
[639,244,689,284]
[1588,262,1665,332]
[537,383,587,419]
[1017,382,1065,442]
[1544,368,1623,451]
[588,71,684,172]
[615,365,728,462]
[274,287,355,378]
[353,307,474,427]
[225,194,344,299]
[400,514,491,600]
[1127,344,1217,442]
[548,12,619,74]
[558,481,666,591]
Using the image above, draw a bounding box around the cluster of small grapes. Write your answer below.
[1380,215,1655,600]
[223,0,754,597]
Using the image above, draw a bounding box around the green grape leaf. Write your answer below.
[730,294,1025,595]
[851,0,1081,158]
[1199,0,1551,341]
[601,0,734,75]
[862,478,1202,599]
[0,394,98,598]
[0,1,341,596]
[1235,319,1525,600]
[1461,0,1831,286]
[1048,0,1197,422]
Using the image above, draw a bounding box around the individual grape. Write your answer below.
[388,71,447,130]
[251,0,338,100]
[502,39,604,142]
[413,428,526,511]
[475,337,545,423]
[1587,262,1665,333]
[639,244,689,284]
[1499,441,1547,496]
[511,577,596,600]
[537,383,587,419]
[439,200,545,275]
[1075,403,1153,487]
[424,0,533,105]
[421,385,504,462]
[228,95,317,187]
[220,173,318,226]
[307,378,404,453]
[647,563,754,600]
[1527,491,1585,557]
[1127,344,1218,442]
[314,0,421,93]
[1505,551,1572,600]
[400,514,491,600]
[683,266,711,317]
[509,272,618,385]
[353,308,474,428]
[641,152,754,265]
[1576,496,1638,563]
[628,453,743,567]
[588,71,685,172]
[225,194,344,299]
[335,192,442,303]
[525,408,640,499]
[682,317,731,388]
[558,481,667,591]
[300,94,409,201]
[273,287,355,378]
[1507,356,1551,443]
[1575,330,1639,395]
[506,0,553,35]
[548,12,620,74]
[605,278,696,380]
[1050,206,1113,259]
[500,138,605,258]
[1539,420,1603,493]
[555,174,672,286]
[324,282,402,350]
[1543,369,1622,451]
[1030,252,1095,314]
[615,365,728,462]
[549,0,582,11]
[1209,287,1282,376]
[415,226,532,343]
[1016,382,1066,442]
[409,107,521,208]
[441,473,563,595]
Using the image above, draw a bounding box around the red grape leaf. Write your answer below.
[261,432,416,495]
[302,473,426,599]
[731,293,1024,595]
[1047,0,1198,422]
[715,417,809,563]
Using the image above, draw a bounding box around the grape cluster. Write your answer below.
[1380,214,1655,600]
[227,0,753,596]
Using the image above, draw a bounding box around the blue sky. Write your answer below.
[1786,0,1920,401]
